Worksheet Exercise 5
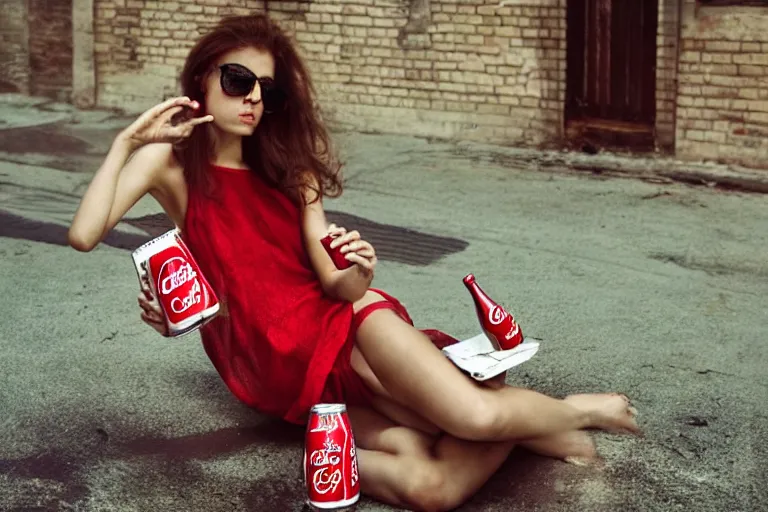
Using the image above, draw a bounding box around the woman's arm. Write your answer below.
[300,182,375,303]
[68,96,211,252]
[68,140,167,251]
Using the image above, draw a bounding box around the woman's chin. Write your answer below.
[212,121,258,137]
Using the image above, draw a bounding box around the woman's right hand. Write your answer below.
[119,96,214,150]
[138,287,169,337]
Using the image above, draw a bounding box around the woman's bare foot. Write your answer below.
[564,393,641,436]
[520,429,602,467]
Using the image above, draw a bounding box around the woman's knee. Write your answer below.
[403,460,462,512]
[443,392,502,442]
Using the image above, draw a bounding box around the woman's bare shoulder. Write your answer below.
[124,143,185,193]
[126,142,180,176]
[131,143,188,224]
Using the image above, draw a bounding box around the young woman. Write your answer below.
[68,14,640,511]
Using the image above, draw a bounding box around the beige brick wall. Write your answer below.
[90,0,567,147]
[676,1,768,167]
[656,0,682,152]
[28,0,74,102]
[19,0,759,168]
[0,0,30,94]
[73,0,97,108]
[271,0,568,146]
[93,0,266,109]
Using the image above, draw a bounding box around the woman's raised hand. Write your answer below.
[119,96,214,150]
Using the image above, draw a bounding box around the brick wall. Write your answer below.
[271,0,568,146]
[0,0,30,94]
[91,0,568,147]
[28,0,73,101]
[73,0,97,108]
[656,0,682,152]
[93,0,266,110]
[676,1,768,167]
[78,0,768,167]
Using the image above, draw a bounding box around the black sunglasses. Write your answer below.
[218,63,286,113]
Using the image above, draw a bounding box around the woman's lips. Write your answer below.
[239,113,256,125]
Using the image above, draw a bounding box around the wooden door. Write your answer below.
[566,0,658,147]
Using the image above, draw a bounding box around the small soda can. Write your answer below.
[320,234,354,270]
[131,229,220,337]
[303,403,360,511]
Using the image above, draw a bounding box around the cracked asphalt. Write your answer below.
[1,94,767,511]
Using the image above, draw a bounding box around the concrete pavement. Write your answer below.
[1,93,767,511]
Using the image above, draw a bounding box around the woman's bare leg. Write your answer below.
[348,406,516,511]
[358,391,601,461]
[349,405,436,457]
[356,441,514,511]
[352,344,603,464]
[353,307,640,442]
[348,406,604,511]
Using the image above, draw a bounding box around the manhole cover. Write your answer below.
[325,211,467,266]
[1,209,468,267]
[124,211,468,266]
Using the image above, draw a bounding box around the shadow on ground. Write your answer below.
[0,406,570,511]
[0,209,468,267]
[0,364,572,512]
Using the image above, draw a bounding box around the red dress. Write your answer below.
[182,164,457,425]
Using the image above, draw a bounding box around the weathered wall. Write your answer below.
[0,0,30,94]
[90,0,568,146]
[87,0,693,152]
[656,0,682,152]
[1,0,763,166]
[93,0,266,109]
[28,0,74,101]
[676,1,768,167]
[271,0,568,146]
[73,0,97,108]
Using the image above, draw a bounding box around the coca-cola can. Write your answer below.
[320,234,354,270]
[131,229,220,337]
[303,403,360,511]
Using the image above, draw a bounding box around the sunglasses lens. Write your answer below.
[218,65,285,112]
[259,78,285,113]
[221,66,256,96]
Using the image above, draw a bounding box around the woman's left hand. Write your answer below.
[328,224,377,274]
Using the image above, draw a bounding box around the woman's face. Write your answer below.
[202,46,276,137]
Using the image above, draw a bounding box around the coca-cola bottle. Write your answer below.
[463,273,524,351]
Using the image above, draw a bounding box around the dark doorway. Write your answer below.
[566,0,659,150]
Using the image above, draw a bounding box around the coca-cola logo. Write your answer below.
[313,467,342,495]
[488,305,508,325]
[160,259,197,295]
[310,441,342,466]
[157,257,202,315]
[349,445,358,487]
[310,440,343,495]
[309,414,338,433]
[504,322,520,340]
[171,280,201,314]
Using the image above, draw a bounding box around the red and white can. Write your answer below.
[320,234,354,270]
[303,403,360,511]
[131,229,220,337]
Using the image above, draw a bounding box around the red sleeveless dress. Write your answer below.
[182,164,457,425]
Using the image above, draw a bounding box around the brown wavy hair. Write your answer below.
[174,14,343,206]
